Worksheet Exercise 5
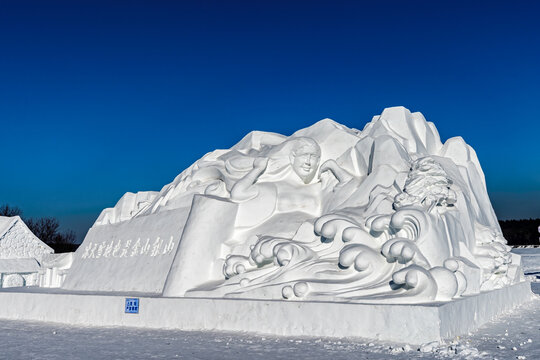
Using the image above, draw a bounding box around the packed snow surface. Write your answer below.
[0,249,538,359]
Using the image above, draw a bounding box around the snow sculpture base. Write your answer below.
[0,281,533,344]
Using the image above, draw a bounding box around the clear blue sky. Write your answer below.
[1,0,539,241]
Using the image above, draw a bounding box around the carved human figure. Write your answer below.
[219,137,324,274]
[230,137,322,228]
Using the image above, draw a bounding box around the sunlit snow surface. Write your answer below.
[1,249,539,360]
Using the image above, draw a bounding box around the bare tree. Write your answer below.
[1,204,78,252]
[26,217,78,252]
[53,230,76,246]
[26,217,60,244]
[0,204,23,217]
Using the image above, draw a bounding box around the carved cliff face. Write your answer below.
[290,140,321,184]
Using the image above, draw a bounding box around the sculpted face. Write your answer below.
[290,140,321,184]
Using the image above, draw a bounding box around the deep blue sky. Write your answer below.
[1,0,539,241]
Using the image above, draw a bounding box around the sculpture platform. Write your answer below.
[0,281,534,344]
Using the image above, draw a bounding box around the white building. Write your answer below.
[0,216,53,288]
[38,252,74,288]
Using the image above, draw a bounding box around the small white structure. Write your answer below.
[0,216,53,288]
[0,258,40,287]
[38,253,74,288]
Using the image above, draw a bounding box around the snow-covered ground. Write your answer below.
[0,249,539,360]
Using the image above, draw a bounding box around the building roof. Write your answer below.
[0,258,40,273]
[0,216,53,259]
[0,216,17,239]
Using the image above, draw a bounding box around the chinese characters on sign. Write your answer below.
[125,298,139,314]
[81,236,175,259]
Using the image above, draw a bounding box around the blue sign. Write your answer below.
[125,298,139,314]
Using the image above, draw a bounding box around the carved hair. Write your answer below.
[290,137,321,157]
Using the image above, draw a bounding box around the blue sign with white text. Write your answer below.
[125,298,139,314]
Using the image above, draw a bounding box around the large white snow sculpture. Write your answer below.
[62,106,524,303]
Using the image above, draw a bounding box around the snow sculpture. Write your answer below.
[64,106,524,304]
[95,191,158,225]
[38,253,74,288]
[0,216,52,261]
[3,273,24,287]
[0,259,41,288]
[0,216,53,288]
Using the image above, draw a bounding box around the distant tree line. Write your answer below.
[499,219,540,246]
[0,204,79,253]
